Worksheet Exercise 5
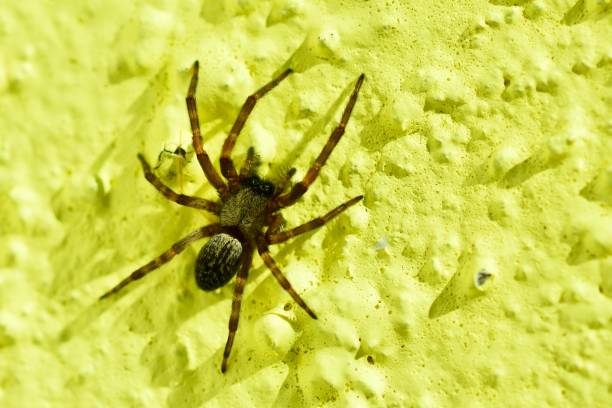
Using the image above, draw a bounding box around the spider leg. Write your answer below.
[186,61,229,198]
[265,213,286,238]
[271,74,365,211]
[267,195,363,245]
[99,224,221,300]
[239,147,259,179]
[255,236,317,319]
[220,68,293,191]
[221,243,254,373]
[138,154,221,213]
[272,168,296,200]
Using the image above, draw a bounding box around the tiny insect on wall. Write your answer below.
[99,61,365,373]
[154,145,192,193]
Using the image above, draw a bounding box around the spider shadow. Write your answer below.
[57,292,124,343]
[58,118,231,343]
[57,263,187,344]
[274,74,361,176]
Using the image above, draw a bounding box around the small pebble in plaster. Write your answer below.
[418,230,462,285]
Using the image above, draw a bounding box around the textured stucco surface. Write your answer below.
[1,0,611,407]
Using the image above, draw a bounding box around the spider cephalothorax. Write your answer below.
[197,172,275,290]
[100,61,365,372]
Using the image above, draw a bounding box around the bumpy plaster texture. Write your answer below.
[1,0,611,406]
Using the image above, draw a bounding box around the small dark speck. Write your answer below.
[367,355,374,364]
[284,303,292,311]
[477,270,492,286]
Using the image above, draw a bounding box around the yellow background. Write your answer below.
[0,0,611,406]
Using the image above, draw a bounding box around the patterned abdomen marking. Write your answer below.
[195,233,242,291]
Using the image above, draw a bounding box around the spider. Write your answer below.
[100,61,365,372]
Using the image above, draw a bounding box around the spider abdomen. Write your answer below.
[195,233,242,291]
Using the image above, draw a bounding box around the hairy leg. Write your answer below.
[220,68,293,191]
[265,213,285,238]
[272,168,296,200]
[99,224,221,299]
[186,61,229,197]
[221,244,254,373]
[272,74,365,210]
[239,147,259,179]
[255,236,317,319]
[267,195,363,245]
[138,154,221,213]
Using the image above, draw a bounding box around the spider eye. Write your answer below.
[195,233,242,291]
[244,176,275,197]
[259,181,274,196]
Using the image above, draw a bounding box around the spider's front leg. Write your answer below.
[266,195,363,245]
[220,68,293,191]
[273,168,296,200]
[239,147,259,179]
[271,74,365,211]
[137,154,221,213]
[186,61,229,198]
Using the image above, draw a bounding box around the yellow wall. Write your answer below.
[1,0,611,406]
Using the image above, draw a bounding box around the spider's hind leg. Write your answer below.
[255,236,317,319]
[99,224,221,300]
[221,244,254,373]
